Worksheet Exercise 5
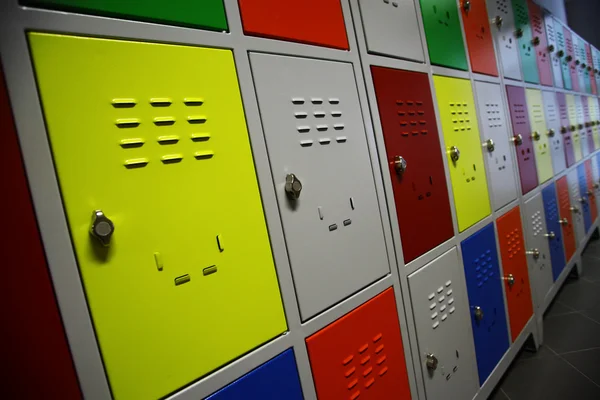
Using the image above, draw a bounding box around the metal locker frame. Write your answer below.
[486,0,522,81]
[541,183,567,282]
[542,90,567,175]
[525,88,553,183]
[543,12,563,89]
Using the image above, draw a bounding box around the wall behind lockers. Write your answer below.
[566,0,600,48]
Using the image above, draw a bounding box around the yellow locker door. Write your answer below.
[433,75,491,232]
[566,94,583,162]
[588,97,600,149]
[525,89,553,183]
[29,33,286,400]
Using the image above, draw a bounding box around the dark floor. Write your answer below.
[489,235,600,400]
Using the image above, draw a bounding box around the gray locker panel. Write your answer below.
[250,53,390,320]
[358,0,424,62]
[408,248,478,400]
[487,0,522,80]
[575,96,589,156]
[542,90,566,174]
[592,157,600,212]
[474,81,518,211]
[567,169,586,245]
[544,13,563,88]
[523,194,553,309]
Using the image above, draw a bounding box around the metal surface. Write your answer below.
[525,88,553,183]
[554,18,572,90]
[541,184,566,282]
[582,96,596,153]
[566,94,583,162]
[567,169,586,245]
[486,0,522,80]
[564,27,579,92]
[542,90,566,174]
[557,92,576,166]
[575,95,590,156]
[527,0,552,86]
[461,0,498,76]
[585,160,598,227]
[511,0,539,83]
[588,97,600,150]
[577,164,593,232]
[544,12,563,88]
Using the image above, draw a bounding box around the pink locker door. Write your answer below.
[527,0,553,86]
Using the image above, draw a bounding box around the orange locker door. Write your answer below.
[461,0,498,76]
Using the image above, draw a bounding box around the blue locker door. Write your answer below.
[206,349,303,400]
[542,183,567,281]
[460,223,510,386]
[577,164,592,232]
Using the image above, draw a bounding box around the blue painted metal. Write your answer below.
[577,164,592,232]
[206,349,303,400]
[460,223,510,386]
[542,183,567,281]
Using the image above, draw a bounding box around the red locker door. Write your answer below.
[557,176,577,262]
[527,0,553,86]
[585,160,598,222]
[0,70,81,397]
[238,0,349,50]
[496,206,534,342]
[371,66,454,263]
[460,0,498,76]
[306,288,412,400]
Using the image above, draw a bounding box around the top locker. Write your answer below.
[21,0,229,31]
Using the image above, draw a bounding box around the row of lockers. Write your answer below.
[18,0,600,91]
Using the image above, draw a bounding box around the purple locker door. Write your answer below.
[506,85,539,194]
[582,97,595,152]
[557,92,576,167]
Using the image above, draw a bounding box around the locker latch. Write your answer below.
[502,274,515,287]
[547,129,555,137]
[526,249,540,259]
[575,59,581,66]
[570,125,576,132]
[90,210,114,247]
[532,131,541,141]
[426,353,438,371]
[532,36,540,46]
[579,197,588,203]
[473,306,484,321]
[285,173,303,200]
[578,124,583,130]
[511,134,523,145]
[515,28,524,38]
[548,44,555,52]
[493,16,503,28]
[544,232,556,239]
[566,55,573,62]
[449,146,460,162]
[484,139,495,152]
[570,206,580,213]
[392,155,407,174]
[558,218,569,225]
[561,126,568,134]
[462,0,471,13]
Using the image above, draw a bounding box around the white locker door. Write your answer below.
[542,90,566,174]
[474,80,518,210]
[544,13,563,88]
[575,96,589,156]
[250,53,390,320]
[592,156,600,212]
[567,169,586,245]
[487,0,522,80]
[408,248,478,400]
[523,194,554,310]
[358,0,424,62]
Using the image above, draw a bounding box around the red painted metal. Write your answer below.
[585,160,598,222]
[556,176,577,262]
[461,0,498,76]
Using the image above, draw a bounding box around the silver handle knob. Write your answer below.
[544,232,556,239]
[502,274,515,287]
[511,134,523,145]
[449,146,460,162]
[90,210,114,247]
[426,353,439,370]
[532,131,541,141]
[526,248,540,259]
[570,206,580,213]
[285,173,302,200]
[484,139,495,152]
[494,16,503,28]
[474,306,484,321]
[463,0,471,12]
[392,155,407,174]
[580,197,588,203]
[547,129,555,137]
[558,218,569,225]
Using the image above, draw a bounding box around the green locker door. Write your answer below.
[433,76,491,231]
[28,33,286,400]
[419,0,468,70]
[512,0,539,83]
[525,89,553,183]
[22,0,228,31]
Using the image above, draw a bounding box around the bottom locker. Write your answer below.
[460,224,510,385]
[206,349,303,399]
[524,194,554,309]
[592,156,600,212]
[306,288,412,400]
[541,184,567,281]
[585,160,598,223]
[496,206,534,341]
[567,169,586,245]
[407,248,478,400]
[557,176,577,262]
[577,164,592,233]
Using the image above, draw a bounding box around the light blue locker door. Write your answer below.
[577,164,592,232]
[542,183,566,281]
[460,223,510,386]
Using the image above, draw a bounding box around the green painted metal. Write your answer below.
[22,0,228,31]
[511,0,539,83]
[418,0,468,70]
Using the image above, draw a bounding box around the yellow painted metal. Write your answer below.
[566,94,583,162]
[588,97,600,149]
[433,75,491,232]
[29,33,286,400]
[525,89,553,183]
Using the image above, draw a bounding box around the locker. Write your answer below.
[554,19,572,90]
[29,34,287,400]
[238,0,348,50]
[564,28,579,92]
[358,0,424,62]
[433,76,491,232]
[206,350,303,400]
[585,43,596,95]
[371,67,454,263]
[567,169,586,245]
[1,68,81,398]
[407,248,478,400]
[250,53,389,320]
[460,224,510,386]
[593,155,600,212]
[527,0,552,86]
[418,0,468,70]
[575,96,589,157]
[461,0,498,76]
[566,94,583,162]
[556,92,576,167]
[594,47,600,93]
[525,88,552,184]
[544,12,563,88]
[585,160,598,224]
[588,96,600,150]
[496,206,534,341]
[556,176,577,263]
[523,194,553,309]
[486,0,522,80]
[21,0,227,31]
[574,36,587,93]
[506,85,538,194]
[541,184,566,282]
[306,288,412,400]
[512,0,539,84]
[474,81,518,211]
[582,96,595,153]
[577,164,593,233]
[542,90,566,175]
